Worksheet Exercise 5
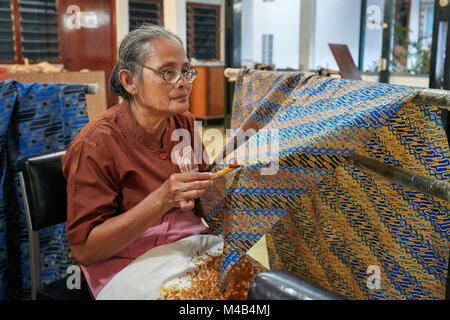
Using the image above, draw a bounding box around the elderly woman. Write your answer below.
[62,24,222,298]
[63,24,264,300]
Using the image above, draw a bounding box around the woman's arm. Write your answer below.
[71,171,213,266]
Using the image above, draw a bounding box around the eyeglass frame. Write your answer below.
[142,65,198,84]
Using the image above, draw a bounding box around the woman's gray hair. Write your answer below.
[109,23,183,100]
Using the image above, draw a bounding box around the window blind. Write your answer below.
[18,0,60,62]
[129,0,161,31]
[262,34,273,65]
[0,0,15,61]
[187,4,219,60]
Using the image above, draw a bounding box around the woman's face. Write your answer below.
[134,37,193,116]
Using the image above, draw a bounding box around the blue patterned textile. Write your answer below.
[0,80,89,299]
[201,70,450,299]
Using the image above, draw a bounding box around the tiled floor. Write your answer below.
[201,123,270,269]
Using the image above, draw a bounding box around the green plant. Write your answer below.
[391,23,431,74]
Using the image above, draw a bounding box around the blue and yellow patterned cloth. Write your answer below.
[0,80,89,299]
[201,69,450,299]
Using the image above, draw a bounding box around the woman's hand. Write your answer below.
[158,171,214,211]
[229,157,242,169]
[70,171,213,267]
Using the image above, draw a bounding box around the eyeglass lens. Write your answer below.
[164,70,196,84]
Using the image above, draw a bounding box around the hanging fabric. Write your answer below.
[200,69,450,300]
[0,80,89,299]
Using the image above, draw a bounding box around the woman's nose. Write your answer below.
[175,73,189,88]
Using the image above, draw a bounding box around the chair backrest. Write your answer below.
[18,151,67,231]
[17,151,66,299]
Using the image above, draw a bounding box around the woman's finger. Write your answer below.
[181,189,207,201]
[229,157,243,168]
[181,179,214,191]
[179,199,195,211]
[177,172,213,182]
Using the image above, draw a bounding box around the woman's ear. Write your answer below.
[118,69,137,95]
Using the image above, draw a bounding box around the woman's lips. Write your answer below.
[174,95,188,102]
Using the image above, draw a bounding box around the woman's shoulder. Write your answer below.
[66,103,125,153]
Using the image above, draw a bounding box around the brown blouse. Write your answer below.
[62,100,210,245]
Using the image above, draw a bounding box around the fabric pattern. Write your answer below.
[200,69,450,299]
[0,80,89,299]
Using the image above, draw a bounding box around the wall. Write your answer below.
[241,0,300,69]
[164,0,187,49]
[299,0,313,71]
[361,0,384,72]
[240,0,253,66]
[312,0,362,71]
[116,0,129,46]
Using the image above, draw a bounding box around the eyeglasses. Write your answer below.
[142,65,198,84]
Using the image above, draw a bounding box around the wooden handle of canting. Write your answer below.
[212,167,238,180]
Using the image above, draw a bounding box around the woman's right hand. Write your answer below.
[158,172,214,212]
[70,171,213,267]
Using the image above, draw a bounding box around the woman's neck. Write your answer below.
[129,100,168,140]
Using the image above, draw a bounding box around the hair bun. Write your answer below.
[109,64,130,100]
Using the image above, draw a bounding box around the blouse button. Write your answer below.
[160,153,167,160]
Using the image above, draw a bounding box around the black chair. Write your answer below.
[18,151,93,300]
[247,270,345,300]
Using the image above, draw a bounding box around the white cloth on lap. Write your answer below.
[96,234,223,300]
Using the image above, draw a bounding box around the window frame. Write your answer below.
[186,2,221,61]
[128,0,164,31]
[262,34,274,65]
[0,0,64,65]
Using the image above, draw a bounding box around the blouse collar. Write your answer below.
[117,100,174,150]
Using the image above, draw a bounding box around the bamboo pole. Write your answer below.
[345,153,450,203]
[84,83,99,95]
[411,88,450,111]
[221,68,450,203]
[223,68,239,76]
[224,68,240,82]
[223,68,450,111]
